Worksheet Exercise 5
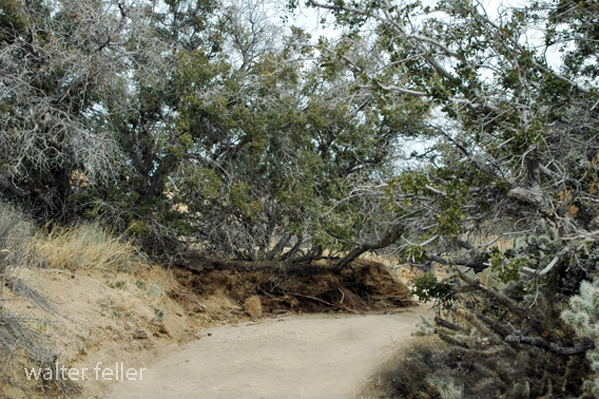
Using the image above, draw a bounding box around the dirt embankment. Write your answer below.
[171,257,414,316]
[2,264,196,399]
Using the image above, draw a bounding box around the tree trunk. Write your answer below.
[281,235,303,262]
[267,232,291,261]
[334,223,404,271]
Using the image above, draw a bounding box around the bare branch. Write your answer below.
[505,334,594,356]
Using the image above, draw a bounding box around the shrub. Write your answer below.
[410,274,457,310]
[373,270,593,399]
[0,201,33,272]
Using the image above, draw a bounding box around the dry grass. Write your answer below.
[243,295,263,319]
[0,208,151,397]
[31,223,142,272]
[356,335,447,399]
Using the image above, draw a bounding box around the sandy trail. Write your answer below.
[108,307,428,399]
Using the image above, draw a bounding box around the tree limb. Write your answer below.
[334,223,404,270]
[504,334,594,356]
[428,254,490,273]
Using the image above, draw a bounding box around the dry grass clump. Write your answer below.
[31,223,142,272]
[243,295,263,319]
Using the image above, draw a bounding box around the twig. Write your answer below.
[174,291,218,317]
[290,293,364,314]
[522,246,575,277]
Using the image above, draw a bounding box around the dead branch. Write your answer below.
[289,293,365,314]
[434,315,468,332]
[504,335,594,356]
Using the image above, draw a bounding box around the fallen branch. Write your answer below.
[434,315,468,332]
[335,223,404,270]
[173,291,218,317]
[338,287,345,305]
[473,311,512,338]
[522,246,575,277]
[504,334,594,356]
[438,332,471,348]
[429,254,489,273]
[290,293,365,314]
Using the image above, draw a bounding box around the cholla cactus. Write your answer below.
[562,278,599,396]
[412,315,437,337]
[427,376,462,399]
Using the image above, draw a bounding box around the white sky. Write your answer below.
[281,0,568,166]
[286,0,564,70]
[288,2,341,37]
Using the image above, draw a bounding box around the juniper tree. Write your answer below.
[300,0,599,395]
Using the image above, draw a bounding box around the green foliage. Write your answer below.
[0,0,433,262]
[410,274,457,310]
[489,248,525,284]
[111,310,123,319]
[0,0,32,43]
[405,245,429,264]
[106,280,127,290]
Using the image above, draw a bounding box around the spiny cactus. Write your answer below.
[411,315,437,337]
[562,278,599,396]
[426,376,462,399]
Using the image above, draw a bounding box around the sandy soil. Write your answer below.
[108,307,430,399]
[2,265,201,398]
